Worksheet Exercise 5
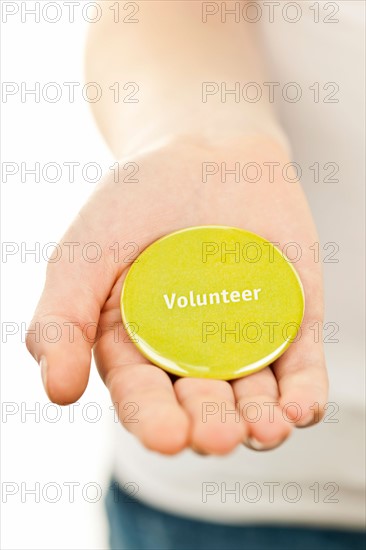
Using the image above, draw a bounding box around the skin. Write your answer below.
[26,2,328,455]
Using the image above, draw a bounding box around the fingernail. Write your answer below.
[39,355,48,393]
[191,445,208,457]
[244,436,286,452]
[296,414,315,428]
[244,437,267,451]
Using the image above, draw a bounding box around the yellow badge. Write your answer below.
[121,226,305,379]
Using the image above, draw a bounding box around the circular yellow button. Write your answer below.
[120,226,304,380]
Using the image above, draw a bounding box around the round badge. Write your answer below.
[120,226,304,380]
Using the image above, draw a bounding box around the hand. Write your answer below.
[26,137,328,455]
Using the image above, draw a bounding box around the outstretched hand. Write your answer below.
[26,137,328,455]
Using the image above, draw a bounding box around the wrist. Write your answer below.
[122,130,291,168]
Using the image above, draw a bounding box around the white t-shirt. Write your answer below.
[113,1,365,529]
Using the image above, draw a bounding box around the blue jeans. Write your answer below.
[105,480,365,550]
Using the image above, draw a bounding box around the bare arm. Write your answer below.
[86,1,288,156]
[26,1,327,455]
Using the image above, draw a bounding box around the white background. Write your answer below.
[1,1,366,549]
[2,3,115,548]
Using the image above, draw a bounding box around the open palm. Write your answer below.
[26,138,328,455]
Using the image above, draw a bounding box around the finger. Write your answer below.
[26,200,118,404]
[94,301,190,455]
[273,320,328,428]
[232,366,292,451]
[273,257,328,427]
[174,378,247,455]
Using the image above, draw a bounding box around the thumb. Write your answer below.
[26,213,118,405]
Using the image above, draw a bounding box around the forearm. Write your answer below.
[86,1,289,157]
